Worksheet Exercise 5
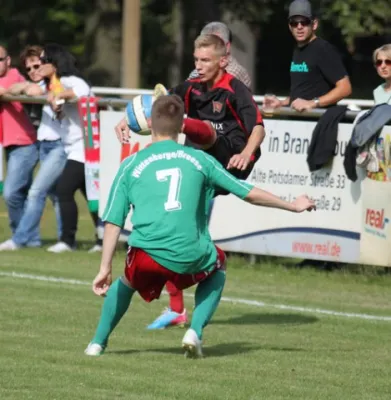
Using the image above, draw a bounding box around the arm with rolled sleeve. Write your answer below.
[316,43,352,107]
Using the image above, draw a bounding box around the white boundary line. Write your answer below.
[2,270,391,322]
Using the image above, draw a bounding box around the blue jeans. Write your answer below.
[12,140,67,246]
[4,144,39,239]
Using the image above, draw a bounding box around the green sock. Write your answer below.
[190,270,226,340]
[91,277,135,347]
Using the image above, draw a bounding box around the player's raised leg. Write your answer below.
[85,276,135,356]
[181,118,216,147]
[146,281,187,330]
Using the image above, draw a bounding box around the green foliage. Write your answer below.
[220,0,278,24]
[317,0,391,50]
[0,0,85,64]
[0,0,390,87]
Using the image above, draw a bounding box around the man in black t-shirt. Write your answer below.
[265,0,352,112]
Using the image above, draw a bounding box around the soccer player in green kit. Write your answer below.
[85,94,315,358]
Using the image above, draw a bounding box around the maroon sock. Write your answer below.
[166,281,184,313]
[182,118,215,145]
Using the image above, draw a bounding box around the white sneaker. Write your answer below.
[0,239,20,251]
[84,343,105,356]
[47,242,74,253]
[88,244,103,253]
[182,328,203,358]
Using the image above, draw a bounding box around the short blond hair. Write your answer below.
[194,34,227,57]
[373,44,391,64]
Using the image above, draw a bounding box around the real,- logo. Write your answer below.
[212,101,223,113]
[364,208,389,238]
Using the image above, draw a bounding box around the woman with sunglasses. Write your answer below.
[37,43,101,253]
[0,45,67,252]
[373,44,391,105]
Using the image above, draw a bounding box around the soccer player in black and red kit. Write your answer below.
[115,34,266,329]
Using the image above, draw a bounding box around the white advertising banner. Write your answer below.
[99,110,391,266]
[210,120,365,264]
[359,178,391,266]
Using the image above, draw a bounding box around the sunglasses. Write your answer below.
[26,64,41,73]
[375,59,391,67]
[289,18,312,28]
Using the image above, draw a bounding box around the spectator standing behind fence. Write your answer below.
[35,43,101,253]
[0,45,39,244]
[188,22,251,88]
[373,44,391,105]
[263,0,352,112]
[0,45,67,251]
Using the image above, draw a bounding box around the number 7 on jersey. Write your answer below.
[156,168,182,211]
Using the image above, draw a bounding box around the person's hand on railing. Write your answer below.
[115,117,131,143]
[262,94,282,112]
[0,86,7,96]
[24,84,44,97]
[291,98,316,112]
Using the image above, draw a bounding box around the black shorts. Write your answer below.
[206,135,258,181]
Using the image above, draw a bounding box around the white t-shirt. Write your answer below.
[373,84,391,105]
[38,76,91,162]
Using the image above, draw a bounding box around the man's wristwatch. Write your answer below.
[313,97,320,107]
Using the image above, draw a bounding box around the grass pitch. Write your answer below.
[1,197,391,399]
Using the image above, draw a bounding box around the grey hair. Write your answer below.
[200,22,231,44]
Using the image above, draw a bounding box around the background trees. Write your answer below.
[1,0,390,97]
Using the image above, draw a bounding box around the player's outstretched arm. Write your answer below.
[92,223,121,296]
[245,187,316,213]
[204,152,315,213]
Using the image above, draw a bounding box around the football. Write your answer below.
[125,84,168,136]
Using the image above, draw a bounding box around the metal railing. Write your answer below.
[90,86,375,109]
[0,93,362,121]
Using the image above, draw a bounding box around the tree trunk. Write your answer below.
[83,0,122,86]
[169,0,184,87]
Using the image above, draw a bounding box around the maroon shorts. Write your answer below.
[124,246,226,302]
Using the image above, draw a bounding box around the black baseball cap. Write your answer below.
[288,0,313,19]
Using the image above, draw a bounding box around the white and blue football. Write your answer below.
[125,84,168,136]
[125,94,154,136]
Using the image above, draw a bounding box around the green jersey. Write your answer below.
[103,140,253,274]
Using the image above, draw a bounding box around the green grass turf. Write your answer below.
[1,196,391,399]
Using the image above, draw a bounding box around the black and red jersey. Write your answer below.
[170,72,263,145]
